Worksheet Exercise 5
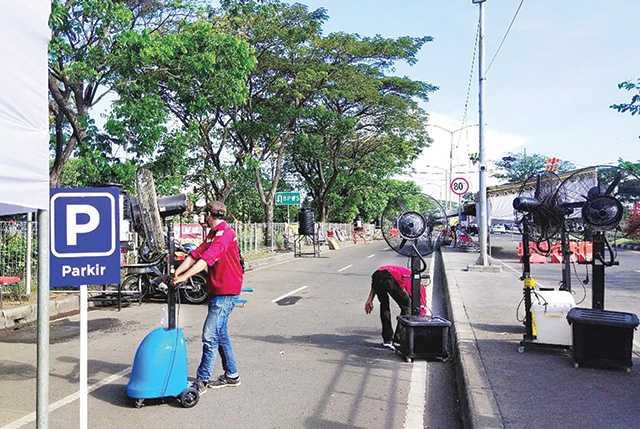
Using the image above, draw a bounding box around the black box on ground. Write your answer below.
[566,307,639,370]
[394,315,451,362]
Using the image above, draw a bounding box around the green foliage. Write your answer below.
[619,158,640,176]
[494,152,575,183]
[610,80,640,116]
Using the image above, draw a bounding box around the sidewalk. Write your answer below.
[441,248,640,429]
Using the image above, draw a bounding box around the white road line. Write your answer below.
[403,361,427,429]
[248,258,296,273]
[494,258,548,289]
[367,254,375,258]
[634,270,640,273]
[1,368,131,429]
[337,264,352,272]
[271,286,308,303]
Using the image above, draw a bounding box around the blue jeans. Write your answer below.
[196,295,239,381]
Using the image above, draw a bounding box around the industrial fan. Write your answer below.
[512,171,577,350]
[554,165,640,310]
[554,166,640,371]
[380,194,451,362]
[381,194,447,260]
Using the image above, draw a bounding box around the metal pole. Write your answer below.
[26,211,33,297]
[37,208,49,429]
[80,286,88,429]
[477,0,489,266]
[448,131,454,211]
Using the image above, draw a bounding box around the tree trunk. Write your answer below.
[264,203,275,248]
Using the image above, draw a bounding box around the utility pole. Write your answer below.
[474,0,489,266]
[425,123,479,212]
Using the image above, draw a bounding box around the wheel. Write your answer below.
[404,356,413,363]
[625,367,632,374]
[121,275,143,302]
[179,387,199,408]
[517,345,525,354]
[179,274,208,304]
[133,398,144,408]
[573,362,580,369]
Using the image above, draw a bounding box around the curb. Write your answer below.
[0,295,90,331]
[439,251,505,429]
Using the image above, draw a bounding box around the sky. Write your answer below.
[295,0,640,197]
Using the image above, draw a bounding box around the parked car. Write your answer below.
[490,224,506,234]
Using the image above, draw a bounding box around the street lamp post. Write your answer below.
[426,123,479,211]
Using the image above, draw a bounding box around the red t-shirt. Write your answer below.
[377,265,427,316]
[190,221,243,296]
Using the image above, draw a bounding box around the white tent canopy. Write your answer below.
[0,1,51,216]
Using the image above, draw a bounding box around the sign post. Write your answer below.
[451,177,470,231]
[50,188,120,429]
[275,192,302,224]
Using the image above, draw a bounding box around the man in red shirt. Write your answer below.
[174,201,243,392]
[364,265,427,349]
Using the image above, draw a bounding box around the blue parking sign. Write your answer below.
[50,188,120,287]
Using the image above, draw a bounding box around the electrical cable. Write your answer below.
[571,262,588,305]
[456,21,480,150]
[486,0,526,75]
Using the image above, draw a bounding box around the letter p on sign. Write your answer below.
[66,205,100,246]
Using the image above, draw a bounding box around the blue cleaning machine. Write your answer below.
[127,221,199,408]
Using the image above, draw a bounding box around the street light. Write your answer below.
[425,123,479,210]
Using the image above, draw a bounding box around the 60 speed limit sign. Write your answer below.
[450,177,470,196]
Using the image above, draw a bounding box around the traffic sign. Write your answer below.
[275,191,301,206]
[50,188,120,287]
[450,177,470,196]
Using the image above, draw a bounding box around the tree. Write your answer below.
[48,0,194,186]
[108,19,256,201]
[289,32,435,221]
[610,79,640,116]
[494,152,575,183]
[211,0,328,241]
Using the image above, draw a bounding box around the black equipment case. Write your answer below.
[566,307,639,371]
[394,315,451,362]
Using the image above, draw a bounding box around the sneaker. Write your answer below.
[192,379,208,394]
[207,374,241,389]
[381,342,395,351]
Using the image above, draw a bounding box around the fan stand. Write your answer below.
[518,217,571,353]
[590,232,609,310]
[559,229,572,292]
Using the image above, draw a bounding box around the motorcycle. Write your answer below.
[121,242,208,305]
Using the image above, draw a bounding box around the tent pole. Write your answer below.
[37,208,49,429]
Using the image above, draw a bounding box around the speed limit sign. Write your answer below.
[450,177,470,196]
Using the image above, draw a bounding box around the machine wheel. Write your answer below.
[133,398,144,409]
[625,367,632,374]
[179,275,208,305]
[573,362,580,369]
[404,356,413,363]
[179,387,199,408]
[517,345,525,354]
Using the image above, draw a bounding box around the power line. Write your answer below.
[460,21,480,132]
[485,0,525,75]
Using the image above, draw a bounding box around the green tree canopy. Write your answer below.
[494,152,575,183]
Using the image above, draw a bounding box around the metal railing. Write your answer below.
[0,219,37,298]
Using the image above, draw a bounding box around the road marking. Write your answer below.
[634,270,640,273]
[367,254,375,258]
[271,286,308,303]
[0,368,131,429]
[337,264,352,272]
[249,258,296,273]
[404,361,427,429]
[494,258,548,289]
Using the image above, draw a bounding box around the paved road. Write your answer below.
[0,242,461,429]
[490,234,640,317]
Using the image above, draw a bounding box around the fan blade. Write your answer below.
[605,171,622,196]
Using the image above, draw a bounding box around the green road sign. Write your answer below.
[275,191,301,206]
